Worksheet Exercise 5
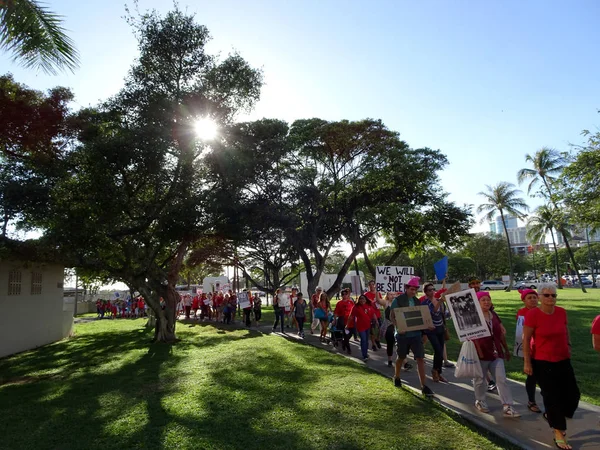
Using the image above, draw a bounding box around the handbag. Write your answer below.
[454,341,483,378]
[379,318,391,341]
[441,302,451,341]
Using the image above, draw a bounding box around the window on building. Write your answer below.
[31,272,43,295]
[8,271,22,295]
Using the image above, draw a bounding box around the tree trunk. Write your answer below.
[561,230,587,293]
[544,177,585,292]
[326,246,362,298]
[549,228,563,289]
[500,211,514,291]
[363,249,377,279]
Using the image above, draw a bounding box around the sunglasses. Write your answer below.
[542,293,557,298]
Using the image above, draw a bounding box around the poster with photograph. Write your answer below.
[277,293,291,309]
[237,292,251,309]
[445,288,490,342]
[513,315,525,357]
[392,305,433,332]
[375,266,415,292]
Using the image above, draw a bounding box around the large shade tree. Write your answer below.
[38,8,262,342]
[0,0,79,74]
[477,182,529,291]
[518,147,586,292]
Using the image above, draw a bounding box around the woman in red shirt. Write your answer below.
[516,289,541,413]
[347,295,377,361]
[523,284,580,450]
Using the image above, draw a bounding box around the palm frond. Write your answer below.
[0,0,79,74]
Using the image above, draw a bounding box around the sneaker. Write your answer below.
[372,345,378,351]
[363,356,369,361]
[376,341,382,349]
[404,362,413,371]
[503,405,521,418]
[387,361,393,367]
[421,385,434,397]
[475,400,490,413]
[272,327,276,332]
[488,380,497,392]
[394,377,402,388]
[443,361,455,368]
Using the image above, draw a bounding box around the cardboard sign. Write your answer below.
[375,266,415,292]
[238,292,251,309]
[392,305,433,332]
[445,288,491,342]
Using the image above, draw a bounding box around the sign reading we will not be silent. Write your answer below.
[375,266,415,292]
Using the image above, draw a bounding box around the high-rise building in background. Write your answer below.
[489,215,529,255]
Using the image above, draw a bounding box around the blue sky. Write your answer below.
[3,0,600,233]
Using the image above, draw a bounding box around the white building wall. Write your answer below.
[0,261,71,358]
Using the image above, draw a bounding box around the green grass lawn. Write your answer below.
[442,288,600,406]
[0,320,516,450]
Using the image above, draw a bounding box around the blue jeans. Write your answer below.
[358,330,369,358]
[272,308,285,332]
[425,325,445,373]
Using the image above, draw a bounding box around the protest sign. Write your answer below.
[375,266,415,292]
[433,256,448,281]
[445,288,490,342]
[513,315,525,357]
[392,305,433,332]
[277,293,291,308]
[237,292,251,309]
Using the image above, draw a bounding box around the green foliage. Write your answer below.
[0,0,79,74]
[561,129,600,230]
[458,233,510,280]
[0,73,74,236]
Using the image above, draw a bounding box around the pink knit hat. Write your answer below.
[405,277,421,288]
[476,291,491,300]
[520,289,538,301]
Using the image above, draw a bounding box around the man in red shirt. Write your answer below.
[592,315,600,352]
[364,280,382,350]
[334,288,356,355]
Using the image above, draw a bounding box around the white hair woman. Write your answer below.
[523,283,580,450]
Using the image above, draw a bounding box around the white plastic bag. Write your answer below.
[454,341,483,379]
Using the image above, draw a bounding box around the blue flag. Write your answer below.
[433,256,448,281]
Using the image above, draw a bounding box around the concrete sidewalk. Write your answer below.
[263,324,600,450]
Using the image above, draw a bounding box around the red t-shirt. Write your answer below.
[350,303,376,332]
[524,307,570,362]
[192,297,199,309]
[334,299,355,326]
[364,291,382,318]
[591,315,600,335]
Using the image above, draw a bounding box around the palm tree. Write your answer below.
[477,182,529,291]
[526,205,563,289]
[517,147,586,292]
[0,0,79,74]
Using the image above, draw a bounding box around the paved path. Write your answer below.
[256,322,600,450]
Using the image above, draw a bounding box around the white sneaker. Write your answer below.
[503,405,521,418]
[475,400,489,413]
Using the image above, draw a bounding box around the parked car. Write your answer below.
[574,278,593,286]
[480,280,508,291]
[514,281,538,290]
